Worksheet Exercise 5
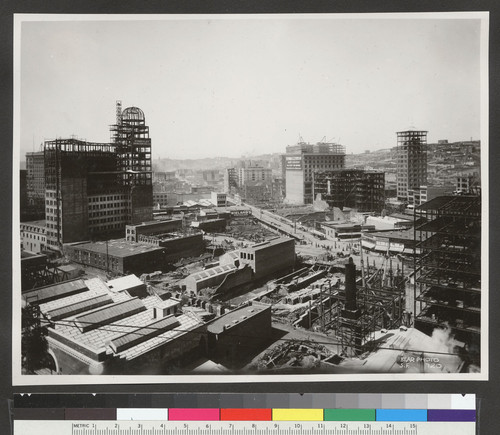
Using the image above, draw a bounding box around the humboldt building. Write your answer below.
[44,102,153,251]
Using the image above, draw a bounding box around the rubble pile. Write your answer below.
[257,339,337,370]
[225,218,275,242]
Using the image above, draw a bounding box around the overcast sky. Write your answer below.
[18,15,484,159]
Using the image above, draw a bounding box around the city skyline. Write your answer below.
[17,14,485,160]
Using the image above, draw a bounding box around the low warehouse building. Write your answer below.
[184,264,239,295]
[65,240,165,276]
[191,218,227,233]
[207,301,272,364]
[361,228,418,255]
[65,232,204,275]
[29,276,206,375]
[125,219,183,242]
[238,237,295,281]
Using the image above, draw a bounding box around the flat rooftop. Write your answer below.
[389,213,414,221]
[21,220,46,228]
[245,237,293,251]
[207,303,270,334]
[107,274,144,293]
[67,239,163,257]
[366,228,415,241]
[127,219,182,228]
[321,222,363,229]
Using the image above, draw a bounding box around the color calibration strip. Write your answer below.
[15,407,476,422]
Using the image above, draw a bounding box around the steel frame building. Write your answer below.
[312,169,385,213]
[414,195,481,367]
[43,102,153,250]
[396,130,427,201]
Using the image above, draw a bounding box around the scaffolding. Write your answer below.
[110,104,152,187]
[334,271,407,357]
[303,258,406,357]
[414,195,481,365]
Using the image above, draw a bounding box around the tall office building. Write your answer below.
[396,130,427,201]
[223,168,238,194]
[25,151,46,217]
[44,102,153,251]
[282,141,345,205]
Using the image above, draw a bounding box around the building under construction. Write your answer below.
[43,102,153,250]
[282,140,346,205]
[329,257,407,357]
[312,169,385,213]
[396,130,427,201]
[413,195,481,367]
[264,256,407,358]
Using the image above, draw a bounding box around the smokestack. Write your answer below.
[345,257,357,311]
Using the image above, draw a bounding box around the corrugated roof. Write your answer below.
[46,294,113,321]
[74,298,146,333]
[109,315,180,354]
[191,263,237,282]
[23,279,88,304]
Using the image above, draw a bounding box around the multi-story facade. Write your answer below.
[407,185,453,208]
[238,166,272,186]
[25,151,46,218]
[414,195,481,367]
[238,237,295,280]
[396,130,427,201]
[312,169,385,213]
[455,173,481,195]
[20,220,46,253]
[282,141,345,205]
[153,171,176,182]
[211,192,227,207]
[223,168,238,193]
[153,191,169,208]
[44,103,153,251]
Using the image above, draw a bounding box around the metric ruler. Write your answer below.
[14,420,475,435]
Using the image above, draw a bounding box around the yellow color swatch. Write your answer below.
[272,409,324,421]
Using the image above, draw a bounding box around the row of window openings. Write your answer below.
[23,233,43,241]
[241,252,254,260]
[89,217,126,224]
[89,211,128,219]
[90,195,128,202]
[88,223,123,231]
[89,203,128,210]
[20,226,44,233]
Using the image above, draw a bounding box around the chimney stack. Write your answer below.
[341,257,361,320]
[345,257,357,311]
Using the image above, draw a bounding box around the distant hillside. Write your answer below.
[152,153,282,172]
[150,141,479,174]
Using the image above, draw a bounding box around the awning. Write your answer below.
[361,241,376,250]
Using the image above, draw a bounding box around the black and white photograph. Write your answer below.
[12,13,488,384]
